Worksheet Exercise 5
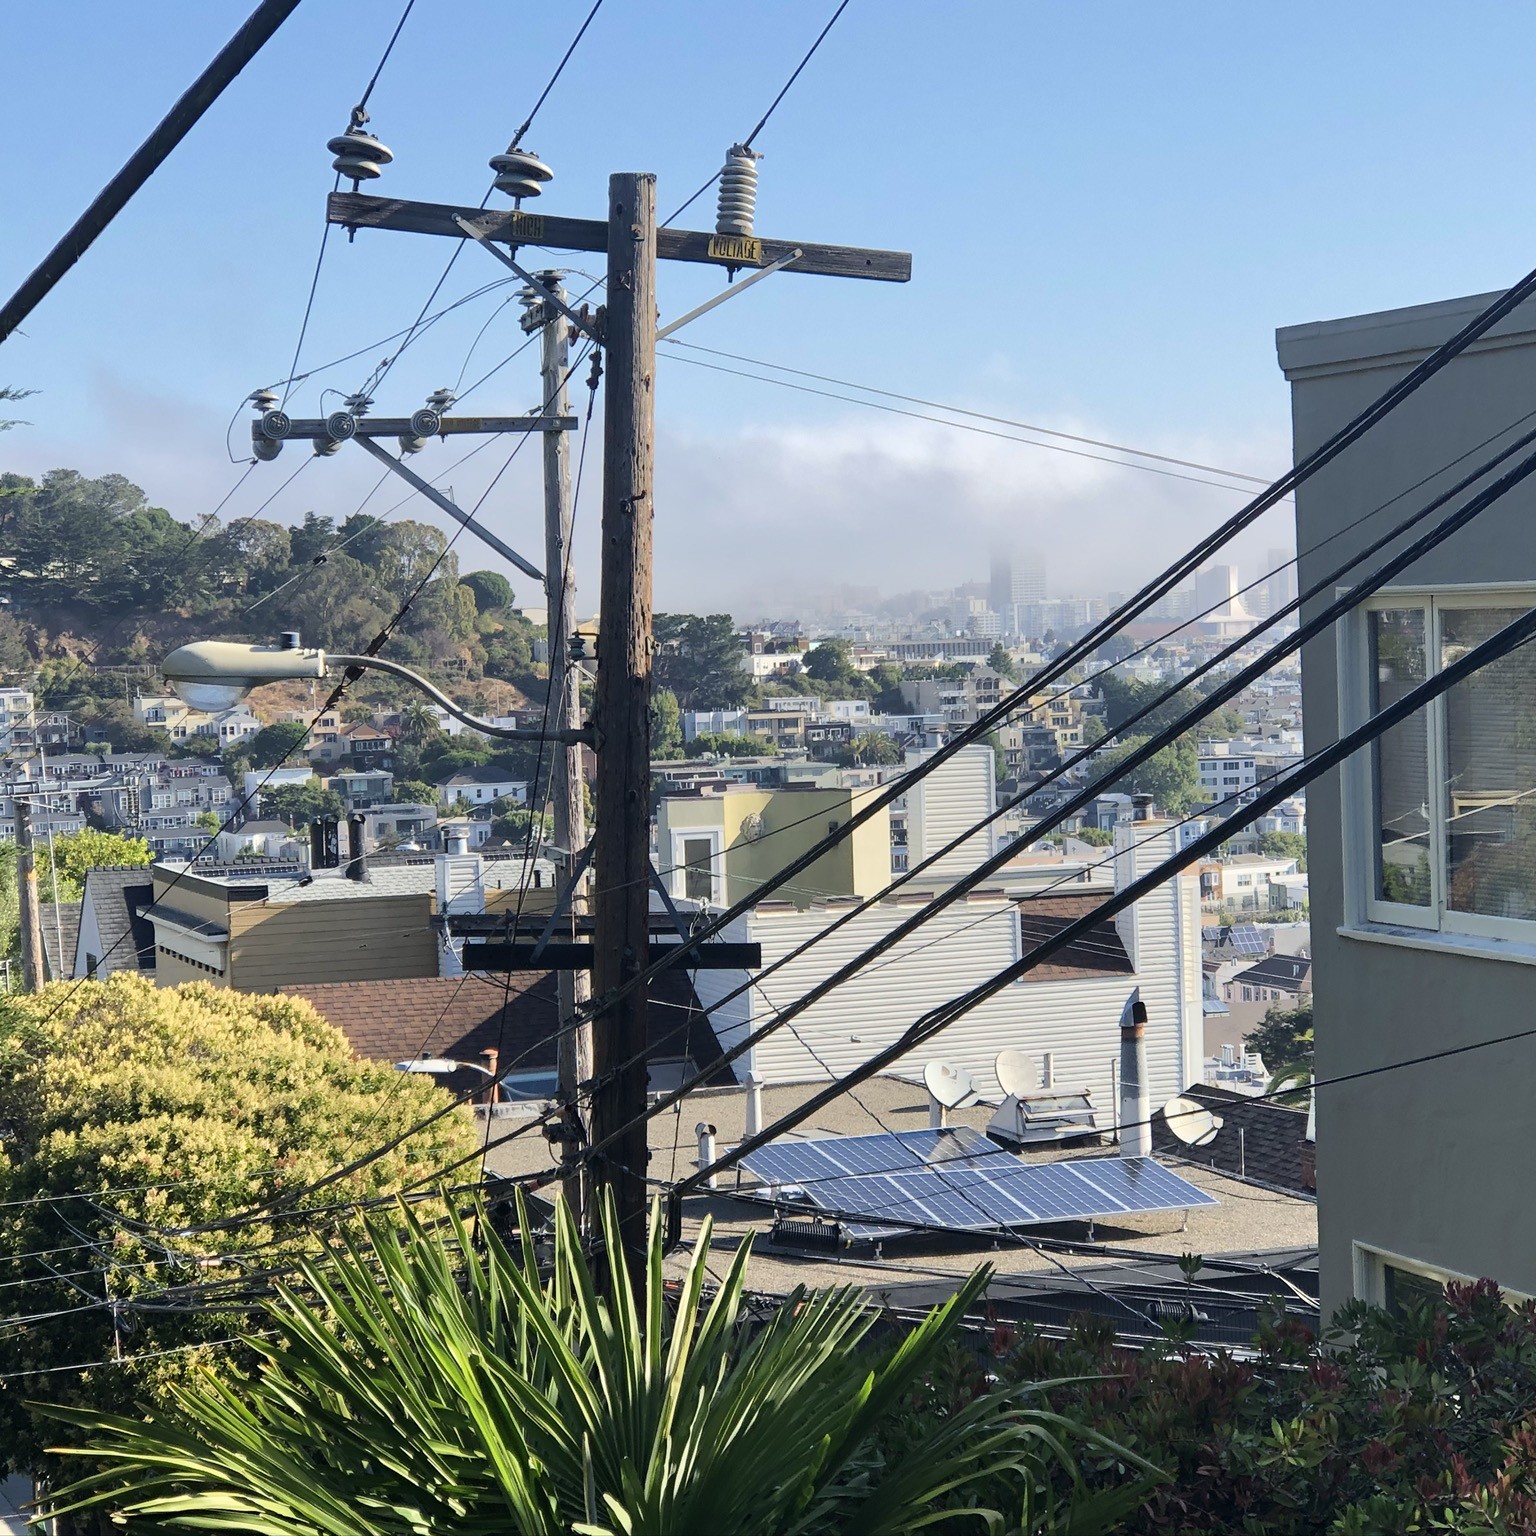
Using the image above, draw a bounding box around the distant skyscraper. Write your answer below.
[1263,547,1298,619]
[990,555,1047,632]
[1194,563,1240,619]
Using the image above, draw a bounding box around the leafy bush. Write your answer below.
[900,1279,1536,1533]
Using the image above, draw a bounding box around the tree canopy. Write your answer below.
[653,614,746,708]
[244,719,311,769]
[0,975,480,1480]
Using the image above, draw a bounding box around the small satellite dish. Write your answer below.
[923,1060,977,1109]
[995,1049,1034,1099]
[1162,1094,1223,1148]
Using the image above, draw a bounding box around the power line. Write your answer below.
[0,0,304,346]
[663,0,857,228]
[662,339,1278,487]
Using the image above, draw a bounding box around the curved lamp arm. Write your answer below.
[158,639,588,746]
[330,654,587,744]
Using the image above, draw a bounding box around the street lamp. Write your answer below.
[395,1049,502,1107]
[159,634,588,743]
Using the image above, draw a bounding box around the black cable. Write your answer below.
[662,0,855,228]
[560,430,1536,1178]
[570,262,1536,1038]
[679,603,1536,1194]
[0,0,303,346]
[356,0,416,112]
[506,0,605,151]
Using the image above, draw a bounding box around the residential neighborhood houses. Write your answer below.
[12,5,1536,1529]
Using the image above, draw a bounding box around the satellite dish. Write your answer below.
[995,1049,1034,1099]
[1162,1094,1223,1148]
[923,1060,976,1109]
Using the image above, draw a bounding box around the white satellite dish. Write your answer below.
[923,1060,977,1109]
[995,1049,1034,1099]
[1162,1094,1223,1149]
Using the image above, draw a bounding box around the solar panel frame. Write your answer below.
[739,1129,1217,1244]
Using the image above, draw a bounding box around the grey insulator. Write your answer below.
[715,144,759,237]
[328,131,393,184]
[312,438,342,457]
[323,410,356,444]
[398,406,442,454]
[258,409,291,440]
[253,437,283,462]
[489,148,553,202]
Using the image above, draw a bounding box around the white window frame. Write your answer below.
[1352,1240,1527,1308]
[670,828,723,906]
[1347,585,1536,944]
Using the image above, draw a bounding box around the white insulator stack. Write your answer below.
[715,145,759,237]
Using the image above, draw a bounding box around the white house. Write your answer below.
[688,816,1203,1104]
[434,770,529,807]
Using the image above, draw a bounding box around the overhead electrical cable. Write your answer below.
[567,260,1536,1037]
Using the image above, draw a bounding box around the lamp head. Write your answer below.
[160,639,328,710]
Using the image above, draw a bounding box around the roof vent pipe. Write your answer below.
[446,827,469,856]
[346,813,367,882]
[744,1073,764,1138]
[1118,987,1151,1158]
[696,1123,718,1189]
[1132,793,1155,822]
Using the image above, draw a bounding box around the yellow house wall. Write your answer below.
[659,788,889,908]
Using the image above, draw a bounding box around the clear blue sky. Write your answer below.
[4,1,1534,615]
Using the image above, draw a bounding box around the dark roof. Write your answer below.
[1151,1083,1311,1194]
[40,901,81,981]
[1231,953,1311,992]
[79,866,156,973]
[280,968,733,1094]
[1014,893,1135,982]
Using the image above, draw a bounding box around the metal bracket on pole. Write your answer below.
[527,842,595,964]
[656,249,803,340]
[649,864,700,945]
[353,435,545,582]
[452,215,603,343]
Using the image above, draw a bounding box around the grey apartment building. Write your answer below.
[1279,291,1536,1318]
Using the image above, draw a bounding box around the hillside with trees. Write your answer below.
[0,467,545,744]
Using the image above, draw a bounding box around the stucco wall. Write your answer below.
[1277,289,1536,1316]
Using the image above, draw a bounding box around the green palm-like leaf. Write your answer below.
[44,1188,1151,1535]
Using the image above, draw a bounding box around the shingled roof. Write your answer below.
[1014,892,1135,982]
[281,967,733,1095]
[1231,953,1312,993]
[1151,1083,1311,1194]
[78,866,156,974]
[40,901,81,981]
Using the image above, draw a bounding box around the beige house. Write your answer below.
[657,783,891,910]
[145,864,439,990]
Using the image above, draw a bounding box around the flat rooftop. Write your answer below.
[481,1075,1316,1300]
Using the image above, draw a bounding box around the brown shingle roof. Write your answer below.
[1151,1083,1311,1194]
[280,968,733,1092]
[1014,892,1135,982]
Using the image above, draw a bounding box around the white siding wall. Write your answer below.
[738,880,1190,1114]
[902,744,996,883]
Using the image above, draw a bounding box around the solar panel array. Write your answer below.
[738,1128,1218,1243]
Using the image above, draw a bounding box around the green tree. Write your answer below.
[804,637,857,686]
[244,719,311,769]
[650,686,682,757]
[987,641,1018,681]
[833,730,903,767]
[1245,998,1314,1080]
[33,828,152,903]
[489,803,552,845]
[1095,734,1201,816]
[461,569,514,612]
[0,975,480,1483]
[392,778,438,806]
[684,731,772,759]
[50,1193,1150,1536]
[0,384,34,431]
[261,779,344,830]
[653,613,747,708]
[1257,829,1308,872]
[1075,825,1114,847]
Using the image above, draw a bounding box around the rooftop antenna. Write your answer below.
[994,1049,1033,1099]
[923,1059,976,1128]
[1161,1094,1223,1149]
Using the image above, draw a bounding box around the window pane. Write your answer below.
[1369,609,1431,906]
[1384,1262,1444,1318]
[682,836,714,902]
[1441,607,1536,920]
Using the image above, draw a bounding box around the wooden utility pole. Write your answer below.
[525,270,594,1218]
[588,173,657,1273]
[15,798,45,991]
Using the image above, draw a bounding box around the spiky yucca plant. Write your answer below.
[46,1191,1152,1535]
